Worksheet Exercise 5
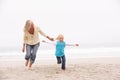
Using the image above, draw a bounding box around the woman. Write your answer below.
[22,20,54,69]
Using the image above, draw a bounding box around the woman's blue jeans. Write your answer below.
[25,43,40,64]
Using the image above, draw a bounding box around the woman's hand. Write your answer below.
[22,43,25,53]
[49,38,54,41]
[47,36,54,41]
[22,47,25,52]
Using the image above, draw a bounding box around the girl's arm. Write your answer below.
[66,44,79,46]
[42,40,56,46]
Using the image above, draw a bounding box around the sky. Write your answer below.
[0,0,120,50]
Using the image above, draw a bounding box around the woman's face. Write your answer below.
[30,22,34,29]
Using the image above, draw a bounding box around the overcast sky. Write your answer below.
[0,0,120,49]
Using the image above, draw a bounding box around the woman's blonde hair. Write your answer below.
[24,20,33,32]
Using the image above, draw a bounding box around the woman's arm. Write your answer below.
[38,27,54,41]
[22,43,26,52]
[22,31,27,53]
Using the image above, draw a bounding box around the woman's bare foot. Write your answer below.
[25,60,29,66]
[28,63,32,70]
[28,67,32,70]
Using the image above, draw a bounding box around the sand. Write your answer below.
[0,57,120,80]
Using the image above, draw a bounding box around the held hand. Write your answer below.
[49,38,54,41]
[47,36,54,41]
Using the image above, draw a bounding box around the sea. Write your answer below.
[0,46,120,61]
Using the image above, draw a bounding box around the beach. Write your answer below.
[1,47,120,80]
[1,57,120,80]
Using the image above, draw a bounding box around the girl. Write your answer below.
[42,34,79,70]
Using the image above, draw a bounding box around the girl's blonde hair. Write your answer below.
[24,20,33,32]
[56,34,64,40]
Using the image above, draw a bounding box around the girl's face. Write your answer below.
[56,34,64,42]
[59,37,64,42]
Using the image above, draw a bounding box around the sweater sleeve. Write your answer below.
[37,27,47,37]
[23,31,28,44]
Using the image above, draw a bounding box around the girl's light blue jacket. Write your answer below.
[55,41,66,57]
